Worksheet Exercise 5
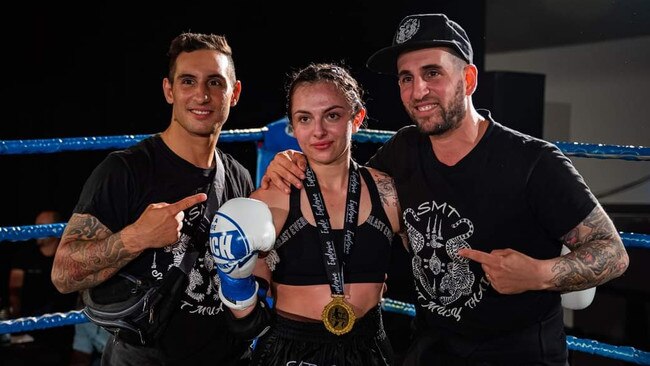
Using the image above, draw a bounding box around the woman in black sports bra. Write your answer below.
[229,62,404,366]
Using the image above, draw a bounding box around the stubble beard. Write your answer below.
[173,114,224,138]
[410,81,466,136]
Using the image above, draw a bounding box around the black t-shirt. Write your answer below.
[367,109,597,339]
[74,134,253,362]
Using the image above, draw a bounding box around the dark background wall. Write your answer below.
[1,3,648,365]
[0,1,485,227]
[0,4,485,360]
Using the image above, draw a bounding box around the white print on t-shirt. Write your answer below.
[285,361,324,366]
[187,204,203,223]
[180,299,224,316]
[148,232,190,279]
[404,200,482,321]
[150,252,163,280]
[176,253,224,316]
[165,232,191,269]
[186,253,219,303]
[143,207,224,317]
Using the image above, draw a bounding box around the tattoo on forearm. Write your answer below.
[552,206,629,291]
[52,214,138,291]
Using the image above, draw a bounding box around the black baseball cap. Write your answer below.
[366,13,473,75]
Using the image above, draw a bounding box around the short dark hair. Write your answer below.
[167,32,236,84]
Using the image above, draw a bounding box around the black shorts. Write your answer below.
[250,305,394,366]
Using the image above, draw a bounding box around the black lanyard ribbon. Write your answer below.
[303,161,361,296]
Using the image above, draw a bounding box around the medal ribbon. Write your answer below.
[303,161,360,296]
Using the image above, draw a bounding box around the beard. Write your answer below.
[410,81,466,136]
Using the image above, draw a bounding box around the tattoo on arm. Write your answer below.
[52,214,139,292]
[552,206,629,291]
[370,168,406,237]
[373,171,399,208]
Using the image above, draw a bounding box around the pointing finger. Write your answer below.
[458,248,499,266]
[170,193,207,213]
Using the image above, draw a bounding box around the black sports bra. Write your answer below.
[270,167,394,285]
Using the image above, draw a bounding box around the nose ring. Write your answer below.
[203,94,209,101]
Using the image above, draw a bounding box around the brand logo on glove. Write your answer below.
[209,214,251,261]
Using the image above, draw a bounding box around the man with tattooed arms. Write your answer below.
[52,32,252,365]
[261,14,629,366]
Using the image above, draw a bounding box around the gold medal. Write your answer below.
[322,295,356,335]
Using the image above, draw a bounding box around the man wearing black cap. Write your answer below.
[262,13,629,365]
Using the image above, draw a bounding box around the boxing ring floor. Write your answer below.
[1,118,649,365]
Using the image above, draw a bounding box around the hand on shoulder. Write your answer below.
[260,150,307,193]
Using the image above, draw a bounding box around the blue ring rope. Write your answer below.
[1,128,648,363]
[1,130,648,161]
[0,129,266,155]
[6,225,649,248]
[1,302,648,364]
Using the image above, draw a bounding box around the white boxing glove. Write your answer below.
[560,245,596,310]
[209,198,275,310]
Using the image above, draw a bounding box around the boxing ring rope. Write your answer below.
[1,118,649,364]
[2,130,648,160]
